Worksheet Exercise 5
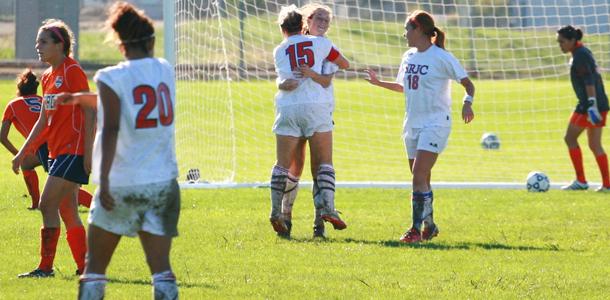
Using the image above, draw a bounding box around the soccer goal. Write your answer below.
[167,0,610,188]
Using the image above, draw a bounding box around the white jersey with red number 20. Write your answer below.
[273,34,340,107]
[92,57,178,187]
[396,45,468,129]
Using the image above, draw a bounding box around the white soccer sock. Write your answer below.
[78,273,107,300]
[281,174,299,220]
[152,270,178,300]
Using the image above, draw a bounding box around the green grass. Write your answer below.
[0,186,609,298]
[1,78,610,298]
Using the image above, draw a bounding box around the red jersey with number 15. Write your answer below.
[40,57,89,158]
[2,95,46,149]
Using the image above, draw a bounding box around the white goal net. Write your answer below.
[172,0,610,186]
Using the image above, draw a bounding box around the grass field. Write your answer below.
[0,78,610,298]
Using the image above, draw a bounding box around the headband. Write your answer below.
[121,33,155,45]
[409,18,421,28]
[46,27,65,44]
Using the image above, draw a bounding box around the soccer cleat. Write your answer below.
[27,206,38,210]
[595,186,610,193]
[277,220,292,239]
[561,180,589,190]
[18,268,55,278]
[312,224,326,239]
[421,224,439,241]
[269,217,289,234]
[321,211,347,230]
[399,228,422,243]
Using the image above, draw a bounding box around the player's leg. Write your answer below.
[78,188,93,208]
[310,130,346,230]
[18,175,75,278]
[587,127,610,191]
[310,150,325,238]
[78,225,121,300]
[140,232,178,300]
[400,127,446,243]
[279,138,307,238]
[138,179,180,300]
[563,120,589,190]
[59,185,87,274]
[20,153,42,209]
[270,134,300,234]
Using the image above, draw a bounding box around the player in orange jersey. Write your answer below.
[2,69,93,210]
[12,19,95,278]
[1,69,46,209]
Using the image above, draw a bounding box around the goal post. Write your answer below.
[172,0,610,187]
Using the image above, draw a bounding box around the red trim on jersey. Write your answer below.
[327,47,340,62]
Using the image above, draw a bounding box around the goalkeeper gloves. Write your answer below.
[586,97,602,125]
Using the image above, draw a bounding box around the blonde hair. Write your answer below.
[39,19,75,57]
[301,3,333,34]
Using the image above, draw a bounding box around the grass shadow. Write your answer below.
[285,236,563,252]
[58,275,215,289]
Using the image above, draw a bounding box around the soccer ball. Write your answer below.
[526,171,550,192]
[481,132,500,149]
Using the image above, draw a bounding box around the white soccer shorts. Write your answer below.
[403,126,451,159]
[89,179,180,237]
[272,102,334,138]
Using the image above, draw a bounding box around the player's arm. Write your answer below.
[460,77,475,124]
[326,46,349,70]
[12,109,47,174]
[363,69,403,93]
[55,92,98,108]
[0,120,18,155]
[298,64,333,88]
[574,53,602,124]
[277,78,299,91]
[97,81,120,210]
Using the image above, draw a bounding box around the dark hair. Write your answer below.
[39,19,75,57]
[106,1,155,53]
[557,25,583,41]
[278,7,303,35]
[16,69,39,96]
[407,10,446,49]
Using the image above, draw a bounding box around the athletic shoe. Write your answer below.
[277,220,292,239]
[595,186,610,193]
[313,224,326,239]
[269,217,288,234]
[561,180,589,190]
[321,211,347,230]
[18,268,55,278]
[399,228,422,243]
[421,224,439,241]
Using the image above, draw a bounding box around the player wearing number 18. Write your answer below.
[365,10,475,243]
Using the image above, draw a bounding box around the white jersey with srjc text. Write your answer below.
[92,57,178,187]
[273,34,340,107]
[395,45,468,129]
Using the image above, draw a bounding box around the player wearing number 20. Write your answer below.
[77,2,180,299]
[365,10,475,243]
[268,5,349,237]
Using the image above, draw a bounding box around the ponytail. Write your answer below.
[433,26,446,49]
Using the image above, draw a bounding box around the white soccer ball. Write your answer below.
[481,132,500,149]
[526,171,550,192]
